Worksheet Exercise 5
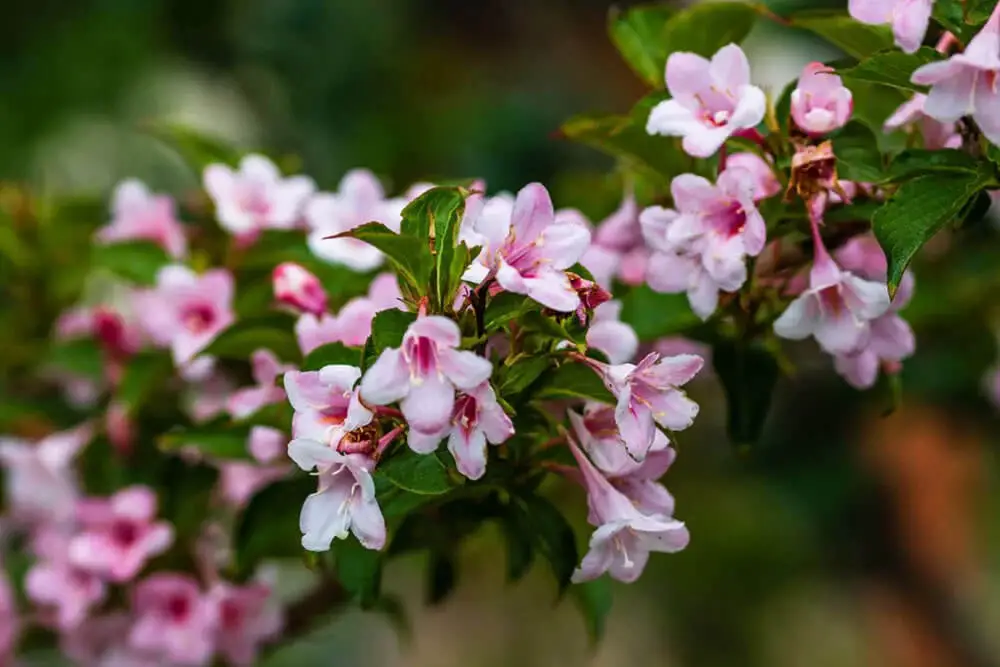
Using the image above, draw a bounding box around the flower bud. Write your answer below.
[273,262,327,316]
[790,62,853,136]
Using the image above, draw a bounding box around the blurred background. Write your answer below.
[4,0,1000,666]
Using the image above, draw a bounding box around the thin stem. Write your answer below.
[374,425,404,460]
[935,31,958,53]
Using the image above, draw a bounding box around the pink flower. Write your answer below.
[360,315,493,435]
[305,169,405,271]
[407,381,513,480]
[646,44,766,157]
[287,439,385,550]
[26,530,106,629]
[185,371,236,424]
[285,365,373,445]
[227,349,292,419]
[592,352,703,460]
[569,403,670,479]
[130,574,217,666]
[218,426,289,507]
[567,437,688,584]
[790,62,853,135]
[97,179,187,258]
[69,486,174,582]
[580,192,651,288]
[209,581,282,666]
[294,273,402,354]
[884,93,962,149]
[463,183,592,312]
[849,0,933,53]
[831,236,916,388]
[726,153,781,200]
[911,9,1000,145]
[273,262,328,316]
[586,301,639,364]
[774,231,890,354]
[0,423,92,521]
[135,265,234,370]
[203,154,315,239]
[640,167,765,319]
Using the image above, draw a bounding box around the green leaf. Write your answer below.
[375,451,455,495]
[832,121,884,183]
[880,149,982,183]
[619,284,699,341]
[712,339,780,447]
[338,222,431,295]
[90,241,171,285]
[519,311,576,342]
[534,362,614,404]
[115,351,173,412]
[484,292,536,332]
[660,2,758,60]
[509,493,578,593]
[789,10,893,59]
[370,309,417,355]
[143,121,242,172]
[200,313,301,363]
[499,356,552,396]
[932,0,995,43]
[607,3,675,86]
[335,537,383,608]
[572,577,614,644]
[234,476,313,578]
[499,510,535,582]
[839,47,942,92]
[158,459,220,541]
[873,169,995,293]
[158,426,252,459]
[559,112,691,184]
[401,187,468,312]
[44,338,103,379]
[301,342,362,371]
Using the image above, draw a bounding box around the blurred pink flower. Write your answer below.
[0,423,92,521]
[209,581,282,665]
[586,301,639,364]
[463,183,591,312]
[273,262,328,316]
[360,315,493,436]
[97,179,187,259]
[884,93,962,149]
[295,273,402,353]
[726,153,781,200]
[850,0,933,53]
[135,265,234,370]
[227,349,293,419]
[218,426,289,507]
[790,62,853,135]
[69,486,174,582]
[407,381,513,480]
[647,44,766,157]
[204,154,315,239]
[26,530,106,630]
[130,574,217,666]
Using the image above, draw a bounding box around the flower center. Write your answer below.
[166,594,191,622]
[220,599,243,630]
[404,335,438,380]
[111,519,140,547]
[182,303,216,334]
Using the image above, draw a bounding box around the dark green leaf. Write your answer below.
[519,311,576,342]
[401,187,468,312]
[426,550,458,606]
[90,241,171,285]
[301,342,362,371]
[335,537,383,608]
[839,47,943,92]
[510,493,578,593]
[660,2,758,60]
[79,438,127,495]
[619,284,699,341]
[712,339,779,446]
[337,222,431,294]
[607,3,675,86]
[234,476,313,578]
[375,451,455,495]
[789,10,893,58]
[200,313,301,363]
[873,169,995,293]
[116,351,172,412]
[832,121,884,183]
[572,577,614,644]
[44,338,103,380]
[236,401,292,432]
[159,459,220,541]
[484,292,536,332]
[158,426,252,459]
[932,0,995,43]
[499,356,552,396]
[535,363,615,404]
[499,509,535,582]
[370,309,417,355]
[880,149,982,183]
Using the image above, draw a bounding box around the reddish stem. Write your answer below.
[374,425,404,460]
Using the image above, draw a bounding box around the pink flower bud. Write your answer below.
[273,262,327,316]
[790,62,853,136]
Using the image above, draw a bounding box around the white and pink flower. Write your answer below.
[26,530,106,629]
[273,262,328,316]
[849,0,934,53]
[790,62,853,135]
[284,365,372,445]
[884,93,963,149]
[585,301,639,364]
[646,44,766,157]
[208,581,282,666]
[98,179,187,259]
[0,423,93,522]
